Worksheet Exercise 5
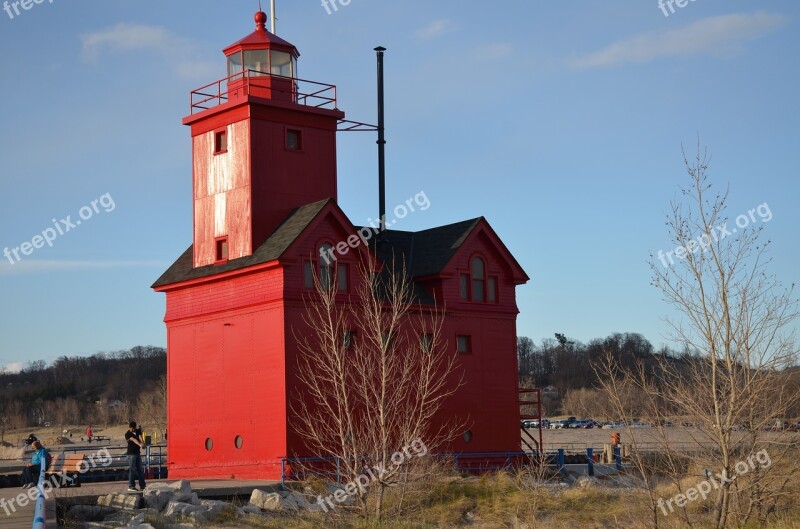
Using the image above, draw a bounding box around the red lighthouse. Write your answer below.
[154,11,530,480]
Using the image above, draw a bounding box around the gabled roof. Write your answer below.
[153,201,529,292]
[152,199,330,289]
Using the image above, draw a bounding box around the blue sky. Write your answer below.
[1,0,798,369]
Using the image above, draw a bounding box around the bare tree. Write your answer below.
[291,255,463,520]
[642,143,799,528]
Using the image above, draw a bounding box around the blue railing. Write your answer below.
[32,461,46,529]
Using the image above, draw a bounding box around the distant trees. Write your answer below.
[0,346,166,431]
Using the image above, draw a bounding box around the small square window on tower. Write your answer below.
[286,129,302,151]
[215,237,229,263]
[457,335,472,354]
[214,130,228,154]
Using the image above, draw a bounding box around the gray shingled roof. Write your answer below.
[152,200,486,291]
[151,199,330,289]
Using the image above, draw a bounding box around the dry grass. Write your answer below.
[189,470,800,529]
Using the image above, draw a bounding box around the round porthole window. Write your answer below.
[205,438,213,451]
[463,430,473,443]
[235,435,243,449]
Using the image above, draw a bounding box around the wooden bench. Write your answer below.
[46,453,84,487]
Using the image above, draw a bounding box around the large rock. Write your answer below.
[249,489,282,511]
[574,476,600,488]
[97,493,143,510]
[163,501,204,518]
[142,480,193,512]
[249,489,316,512]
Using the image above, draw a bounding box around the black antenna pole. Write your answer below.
[375,46,387,233]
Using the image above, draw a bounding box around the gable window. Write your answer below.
[457,335,472,354]
[214,130,228,154]
[215,237,229,264]
[471,257,485,302]
[488,276,498,303]
[461,256,497,304]
[303,244,349,292]
[459,274,469,300]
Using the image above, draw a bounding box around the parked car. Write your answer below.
[549,420,571,429]
[569,419,594,429]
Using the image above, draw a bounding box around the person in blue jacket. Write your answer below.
[21,440,49,488]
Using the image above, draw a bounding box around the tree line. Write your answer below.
[0,346,166,437]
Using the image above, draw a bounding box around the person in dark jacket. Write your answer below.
[125,421,146,492]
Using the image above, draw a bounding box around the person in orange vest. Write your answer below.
[86,425,93,444]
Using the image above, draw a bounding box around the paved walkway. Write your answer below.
[1,479,280,529]
[0,487,56,529]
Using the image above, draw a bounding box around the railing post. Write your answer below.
[614,446,622,471]
[32,459,47,529]
[587,448,594,477]
[557,449,565,474]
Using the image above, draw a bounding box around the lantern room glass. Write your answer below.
[227,52,243,79]
[244,49,269,76]
[271,51,294,77]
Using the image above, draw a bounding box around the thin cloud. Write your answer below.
[415,19,454,41]
[2,362,24,373]
[476,43,514,61]
[81,23,217,79]
[0,260,164,276]
[569,11,788,69]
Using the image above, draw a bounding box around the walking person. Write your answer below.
[86,425,93,444]
[125,421,146,492]
[21,441,49,488]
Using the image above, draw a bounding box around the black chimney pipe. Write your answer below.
[375,46,387,232]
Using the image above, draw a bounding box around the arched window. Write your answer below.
[303,243,349,292]
[459,255,498,303]
[319,243,334,290]
[471,257,485,302]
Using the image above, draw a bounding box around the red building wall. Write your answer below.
[164,267,289,479]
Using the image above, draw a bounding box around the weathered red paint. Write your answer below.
[155,13,529,480]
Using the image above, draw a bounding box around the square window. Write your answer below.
[287,129,302,151]
[381,331,395,350]
[421,333,434,353]
[214,130,228,154]
[215,238,229,263]
[343,330,355,349]
[457,335,471,354]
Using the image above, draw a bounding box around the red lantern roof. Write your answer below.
[223,11,299,58]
